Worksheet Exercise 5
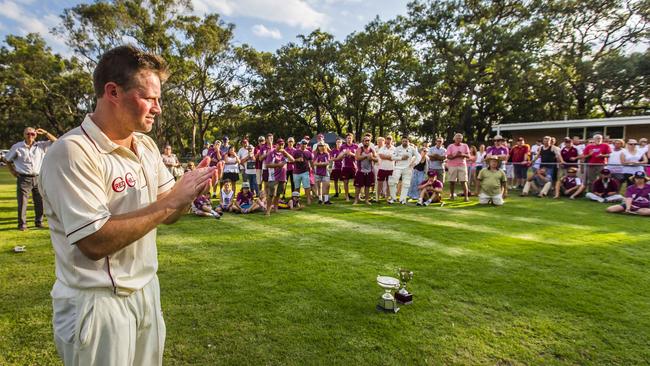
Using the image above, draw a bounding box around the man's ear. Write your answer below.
[104,82,120,102]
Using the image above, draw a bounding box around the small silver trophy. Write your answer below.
[376,275,401,313]
[395,268,413,305]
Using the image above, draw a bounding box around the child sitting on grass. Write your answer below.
[191,192,221,219]
[216,179,235,214]
[278,191,302,210]
[233,182,262,214]
[417,170,444,207]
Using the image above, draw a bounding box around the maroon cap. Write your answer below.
[600,168,611,175]
[276,138,285,144]
[427,170,438,177]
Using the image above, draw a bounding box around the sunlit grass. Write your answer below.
[1,167,649,365]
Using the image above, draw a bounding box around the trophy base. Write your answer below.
[376,305,400,313]
[395,292,413,305]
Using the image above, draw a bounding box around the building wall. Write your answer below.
[625,124,650,140]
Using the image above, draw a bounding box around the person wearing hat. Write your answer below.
[585,168,623,203]
[486,134,509,170]
[264,138,294,215]
[233,182,261,213]
[416,170,444,206]
[620,139,648,186]
[254,135,267,189]
[292,139,314,205]
[522,166,552,197]
[476,156,507,205]
[607,171,650,215]
[554,167,585,199]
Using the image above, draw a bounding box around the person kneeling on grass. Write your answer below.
[233,182,261,214]
[521,166,552,197]
[417,170,443,206]
[554,167,585,199]
[476,156,507,206]
[191,192,221,219]
[215,179,235,215]
[607,171,650,216]
[585,168,623,203]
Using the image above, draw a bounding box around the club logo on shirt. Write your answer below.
[125,172,136,187]
[112,177,126,192]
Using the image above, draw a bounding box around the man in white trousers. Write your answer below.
[388,136,420,204]
[40,45,216,366]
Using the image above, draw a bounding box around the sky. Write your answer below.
[0,0,409,55]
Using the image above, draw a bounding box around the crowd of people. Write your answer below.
[161,132,650,218]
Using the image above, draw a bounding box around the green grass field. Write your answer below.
[1,166,649,365]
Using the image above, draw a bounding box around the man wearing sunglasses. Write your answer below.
[4,127,57,230]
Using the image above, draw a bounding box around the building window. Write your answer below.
[605,126,624,139]
[567,128,585,140]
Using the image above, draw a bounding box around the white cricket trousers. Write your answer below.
[53,276,165,366]
[389,168,412,201]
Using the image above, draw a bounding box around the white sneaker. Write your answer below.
[387,199,395,204]
[400,200,407,205]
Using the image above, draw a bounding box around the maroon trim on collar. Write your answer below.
[80,125,101,153]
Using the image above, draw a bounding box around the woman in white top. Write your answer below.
[621,139,648,185]
[473,144,486,194]
[222,146,241,192]
[607,139,625,182]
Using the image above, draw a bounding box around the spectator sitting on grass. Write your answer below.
[585,169,623,203]
[215,179,235,214]
[416,170,443,206]
[233,182,261,214]
[606,171,650,216]
[521,166,552,197]
[476,156,507,206]
[278,191,303,210]
[191,192,221,219]
[554,167,585,199]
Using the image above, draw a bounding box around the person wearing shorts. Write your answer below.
[446,133,471,201]
[417,170,444,206]
[510,137,530,189]
[607,171,650,215]
[330,138,344,198]
[340,133,358,201]
[313,142,333,205]
[264,139,293,216]
[354,136,378,205]
[292,139,314,205]
[241,145,260,197]
[377,136,395,202]
[554,167,585,199]
[284,137,297,197]
[222,146,240,192]
[254,135,266,186]
[427,137,447,183]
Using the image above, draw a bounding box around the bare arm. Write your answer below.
[75,165,215,261]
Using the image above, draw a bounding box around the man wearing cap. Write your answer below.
[340,133,358,202]
[585,168,623,203]
[264,139,294,215]
[416,170,443,206]
[389,136,420,204]
[554,167,585,199]
[509,137,530,189]
[4,127,58,230]
[476,156,507,205]
[446,133,471,201]
[354,136,378,205]
[486,135,509,170]
[292,139,314,205]
[39,45,216,365]
[607,171,650,215]
[427,137,447,183]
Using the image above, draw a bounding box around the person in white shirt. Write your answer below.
[427,137,447,182]
[4,127,58,230]
[237,138,250,177]
[621,139,648,185]
[39,45,216,366]
[638,138,648,156]
[388,136,420,204]
[607,139,626,182]
[201,141,210,158]
[377,136,395,202]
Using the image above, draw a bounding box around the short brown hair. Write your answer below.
[93,45,168,98]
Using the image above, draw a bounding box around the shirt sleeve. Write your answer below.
[41,140,111,245]
[4,144,17,162]
[157,151,175,195]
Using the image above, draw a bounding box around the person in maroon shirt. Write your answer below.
[330,138,344,198]
[579,134,611,188]
[509,137,530,189]
[556,137,579,194]
[607,171,650,215]
[340,133,358,202]
[585,169,623,203]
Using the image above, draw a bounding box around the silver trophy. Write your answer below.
[376,275,401,313]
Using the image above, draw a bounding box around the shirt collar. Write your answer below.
[81,114,144,154]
